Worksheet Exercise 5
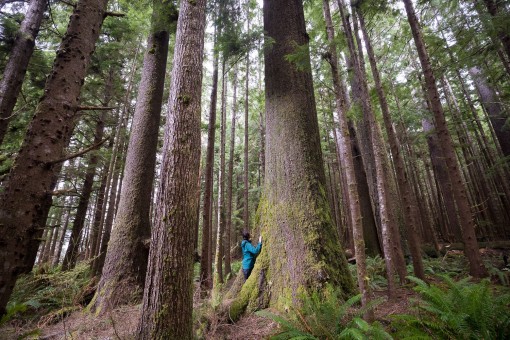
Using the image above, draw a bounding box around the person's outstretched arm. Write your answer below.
[245,237,262,255]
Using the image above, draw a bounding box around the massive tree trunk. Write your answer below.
[0,0,47,145]
[136,0,206,337]
[403,0,487,278]
[90,0,176,314]
[200,26,220,291]
[0,0,109,315]
[230,0,355,320]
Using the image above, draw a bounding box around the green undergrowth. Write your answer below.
[349,255,388,291]
[257,284,390,340]
[256,275,510,340]
[392,275,510,339]
[1,262,93,326]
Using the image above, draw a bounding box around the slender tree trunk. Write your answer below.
[0,0,47,145]
[355,6,424,280]
[0,0,109,314]
[322,0,372,316]
[244,0,250,233]
[137,0,206,336]
[62,113,106,271]
[88,151,110,260]
[90,0,176,313]
[214,60,228,286]
[403,0,487,278]
[225,67,238,278]
[469,66,510,157]
[338,0,400,294]
[230,0,355,320]
[92,131,126,277]
[53,203,72,267]
[200,26,220,291]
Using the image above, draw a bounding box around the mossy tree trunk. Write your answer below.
[230,0,355,319]
[0,0,109,315]
[136,0,206,337]
[90,0,177,314]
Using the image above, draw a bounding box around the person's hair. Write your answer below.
[242,230,250,240]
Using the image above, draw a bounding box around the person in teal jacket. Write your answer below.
[241,230,262,280]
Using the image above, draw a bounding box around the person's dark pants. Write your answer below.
[243,267,253,281]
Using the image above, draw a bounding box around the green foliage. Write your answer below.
[284,42,312,72]
[257,285,390,340]
[393,275,510,339]
[4,262,92,323]
[349,255,388,290]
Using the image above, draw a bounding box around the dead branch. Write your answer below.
[45,136,110,166]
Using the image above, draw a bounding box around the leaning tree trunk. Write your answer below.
[230,0,355,320]
[90,0,176,314]
[0,0,109,315]
[136,0,206,337]
[403,0,487,278]
[0,0,47,145]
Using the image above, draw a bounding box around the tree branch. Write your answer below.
[77,105,117,111]
[104,11,125,18]
[45,136,110,166]
[58,0,76,7]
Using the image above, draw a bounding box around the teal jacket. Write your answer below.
[241,240,262,270]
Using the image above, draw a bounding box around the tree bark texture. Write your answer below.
[0,0,109,315]
[230,0,355,320]
[136,0,206,337]
[91,1,175,314]
[0,0,47,145]
[403,0,487,278]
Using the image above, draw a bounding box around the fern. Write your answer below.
[256,285,392,339]
[393,275,510,339]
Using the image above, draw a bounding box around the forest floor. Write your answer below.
[1,248,509,339]
[0,291,417,340]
